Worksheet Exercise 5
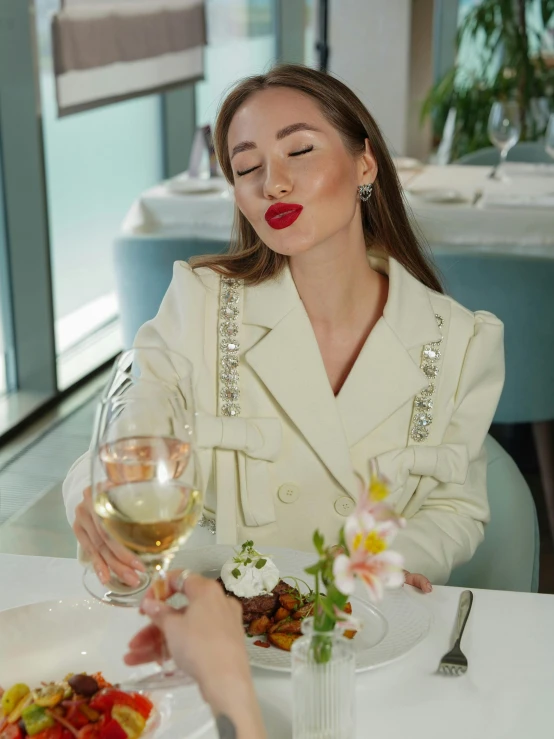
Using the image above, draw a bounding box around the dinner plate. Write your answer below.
[407,187,468,204]
[0,597,213,739]
[173,546,432,674]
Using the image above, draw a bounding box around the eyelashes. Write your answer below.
[236,145,314,177]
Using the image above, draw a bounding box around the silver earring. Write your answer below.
[358,183,373,202]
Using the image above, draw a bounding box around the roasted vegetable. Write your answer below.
[7,696,33,725]
[21,706,54,737]
[269,618,302,635]
[292,603,314,620]
[278,592,300,611]
[267,632,300,651]
[247,615,271,636]
[253,640,270,649]
[273,607,290,622]
[2,686,30,718]
[343,630,357,639]
[33,687,64,709]
[111,706,145,739]
[67,676,98,699]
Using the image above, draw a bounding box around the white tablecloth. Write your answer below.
[2,553,553,738]
[121,165,554,258]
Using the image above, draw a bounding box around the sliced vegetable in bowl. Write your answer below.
[0,674,154,739]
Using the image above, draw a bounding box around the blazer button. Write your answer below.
[334,497,355,516]
[278,483,300,504]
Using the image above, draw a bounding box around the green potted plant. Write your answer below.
[422,0,554,161]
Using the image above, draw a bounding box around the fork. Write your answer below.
[437,589,473,676]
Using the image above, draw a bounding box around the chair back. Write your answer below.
[448,435,539,592]
[433,251,554,423]
[113,236,225,348]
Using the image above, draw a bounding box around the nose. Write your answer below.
[262,160,293,200]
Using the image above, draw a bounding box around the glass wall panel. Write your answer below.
[35,0,164,389]
[196,0,277,127]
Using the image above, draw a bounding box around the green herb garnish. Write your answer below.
[232,567,241,579]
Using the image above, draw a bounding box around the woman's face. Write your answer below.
[227,87,376,258]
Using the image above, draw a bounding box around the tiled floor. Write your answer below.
[0,387,552,594]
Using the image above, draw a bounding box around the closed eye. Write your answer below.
[236,165,260,177]
[236,145,314,176]
[290,145,314,157]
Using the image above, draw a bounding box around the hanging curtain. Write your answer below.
[51,0,206,116]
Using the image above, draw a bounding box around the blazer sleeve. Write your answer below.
[62,261,210,529]
[392,311,505,584]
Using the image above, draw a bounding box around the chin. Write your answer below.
[263,232,316,257]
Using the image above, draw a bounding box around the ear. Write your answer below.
[358,138,378,184]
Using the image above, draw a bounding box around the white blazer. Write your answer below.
[63,254,504,584]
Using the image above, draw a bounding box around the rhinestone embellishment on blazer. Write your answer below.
[199,276,243,536]
[410,315,444,442]
[219,277,242,417]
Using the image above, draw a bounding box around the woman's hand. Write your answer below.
[125,573,266,739]
[404,570,433,593]
[72,486,145,586]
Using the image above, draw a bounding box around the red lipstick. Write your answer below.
[264,202,303,230]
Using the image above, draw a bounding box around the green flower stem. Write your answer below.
[312,575,349,665]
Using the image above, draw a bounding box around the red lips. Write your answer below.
[264,202,303,230]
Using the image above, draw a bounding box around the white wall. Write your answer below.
[328,0,433,158]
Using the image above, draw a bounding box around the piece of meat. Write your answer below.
[217,578,295,624]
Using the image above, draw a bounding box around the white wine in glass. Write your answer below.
[487,101,521,179]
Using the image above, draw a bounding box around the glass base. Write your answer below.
[83,564,151,607]
[118,667,195,693]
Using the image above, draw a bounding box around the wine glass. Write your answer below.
[546,113,554,160]
[82,350,203,688]
[487,101,521,179]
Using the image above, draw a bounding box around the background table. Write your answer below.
[2,553,553,738]
[121,165,554,257]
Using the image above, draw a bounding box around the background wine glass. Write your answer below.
[546,114,554,160]
[487,101,521,179]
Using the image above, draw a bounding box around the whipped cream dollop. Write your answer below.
[221,540,279,598]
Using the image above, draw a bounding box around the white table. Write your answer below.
[2,553,553,739]
[121,165,554,258]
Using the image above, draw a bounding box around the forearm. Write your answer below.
[206,674,266,739]
[394,509,484,585]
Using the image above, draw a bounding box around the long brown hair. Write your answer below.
[192,64,442,293]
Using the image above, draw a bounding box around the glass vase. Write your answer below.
[291,618,356,739]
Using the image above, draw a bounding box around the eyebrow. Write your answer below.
[230,122,321,159]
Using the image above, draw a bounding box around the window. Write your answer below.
[195,0,277,126]
[35,0,165,390]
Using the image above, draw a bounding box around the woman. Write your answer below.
[63,64,504,588]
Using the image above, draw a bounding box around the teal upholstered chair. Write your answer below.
[435,250,554,545]
[113,236,225,348]
[456,142,553,165]
[448,435,539,592]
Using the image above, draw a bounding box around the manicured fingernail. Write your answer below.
[96,569,108,584]
[132,559,144,570]
[142,599,161,616]
[426,583,433,593]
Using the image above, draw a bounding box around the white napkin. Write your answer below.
[479,191,554,209]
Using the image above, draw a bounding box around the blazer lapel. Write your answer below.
[337,256,443,447]
[243,269,358,497]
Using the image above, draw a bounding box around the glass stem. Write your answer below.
[151,563,179,676]
[500,147,509,168]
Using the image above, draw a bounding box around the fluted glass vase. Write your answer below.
[291,618,356,739]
